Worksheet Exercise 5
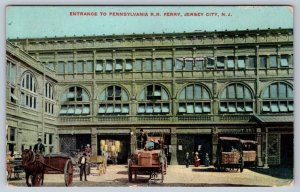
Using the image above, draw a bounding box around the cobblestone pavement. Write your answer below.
[6,165,294,187]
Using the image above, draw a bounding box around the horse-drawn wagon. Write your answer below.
[21,149,74,187]
[128,137,167,183]
[240,139,258,168]
[215,137,244,172]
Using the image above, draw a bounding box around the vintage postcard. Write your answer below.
[5,5,293,187]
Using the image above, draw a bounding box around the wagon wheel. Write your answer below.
[64,159,73,186]
[128,160,133,182]
[217,158,221,171]
[128,168,133,182]
[160,164,164,183]
[255,156,258,169]
[15,172,20,179]
[239,157,244,173]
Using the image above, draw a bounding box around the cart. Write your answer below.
[128,149,166,183]
[12,157,24,179]
[42,153,74,186]
[215,137,244,172]
[90,155,107,175]
[240,139,258,168]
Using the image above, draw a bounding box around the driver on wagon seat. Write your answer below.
[33,138,45,155]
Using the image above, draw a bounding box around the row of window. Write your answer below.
[58,101,293,116]
[60,82,292,116]
[9,71,293,116]
[46,54,292,73]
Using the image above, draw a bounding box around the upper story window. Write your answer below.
[131,58,174,72]
[220,83,253,113]
[45,82,54,100]
[20,72,38,109]
[59,86,90,116]
[45,82,54,114]
[178,84,211,114]
[261,82,293,113]
[259,55,290,69]
[138,84,170,115]
[6,60,17,85]
[98,85,130,115]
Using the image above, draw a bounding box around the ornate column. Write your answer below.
[212,126,218,163]
[263,127,269,168]
[130,128,137,154]
[91,127,97,156]
[256,128,263,166]
[170,127,178,165]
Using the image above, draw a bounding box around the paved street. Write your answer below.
[6,165,293,187]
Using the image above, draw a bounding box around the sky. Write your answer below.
[6,6,293,39]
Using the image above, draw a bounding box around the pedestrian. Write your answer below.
[205,153,210,167]
[33,138,45,155]
[78,152,88,181]
[6,151,13,180]
[185,152,190,168]
[194,152,200,167]
[140,129,148,149]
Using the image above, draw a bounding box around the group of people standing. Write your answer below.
[185,151,210,168]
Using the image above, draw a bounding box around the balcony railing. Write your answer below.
[58,114,254,125]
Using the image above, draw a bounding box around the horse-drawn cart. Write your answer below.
[21,149,74,187]
[215,137,244,172]
[43,154,74,186]
[128,149,166,183]
[240,139,258,168]
[12,157,24,179]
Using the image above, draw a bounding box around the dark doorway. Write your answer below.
[59,134,91,155]
[75,134,91,152]
[281,134,293,167]
[177,134,212,165]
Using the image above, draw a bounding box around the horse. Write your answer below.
[21,149,45,187]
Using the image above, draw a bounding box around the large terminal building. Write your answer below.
[6,28,293,166]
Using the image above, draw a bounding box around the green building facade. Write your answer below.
[6,28,293,166]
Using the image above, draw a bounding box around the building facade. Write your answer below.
[6,28,293,166]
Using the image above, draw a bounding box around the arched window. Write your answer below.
[98,85,130,115]
[59,86,90,116]
[261,82,293,113]
[178,84,211,114]
[138,84,170,115]
[20,72,38,109]
[219,83,253,113]
[45,82,55,114]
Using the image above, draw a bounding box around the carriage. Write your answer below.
[21,150,74,187]
[11,157,24,179]
[240,139,258,168]
[127,137,167,183]
[215,137,244,172]
[43,153,74,186]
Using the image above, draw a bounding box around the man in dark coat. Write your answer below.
[78,153,88,181]
[33,138,45,155]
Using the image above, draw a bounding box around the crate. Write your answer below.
[138,152,152,166]
[138,150,161,166]
[152,153,160,165]
[243,151,256,162]
[221,152,240,164]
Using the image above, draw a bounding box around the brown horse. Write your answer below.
[21,149,45,187]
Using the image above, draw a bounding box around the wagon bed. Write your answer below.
[128,149,166,183]
[43,154,74,186]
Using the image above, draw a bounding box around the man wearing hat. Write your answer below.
[78,152,88,181]
[33,138,45,155]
